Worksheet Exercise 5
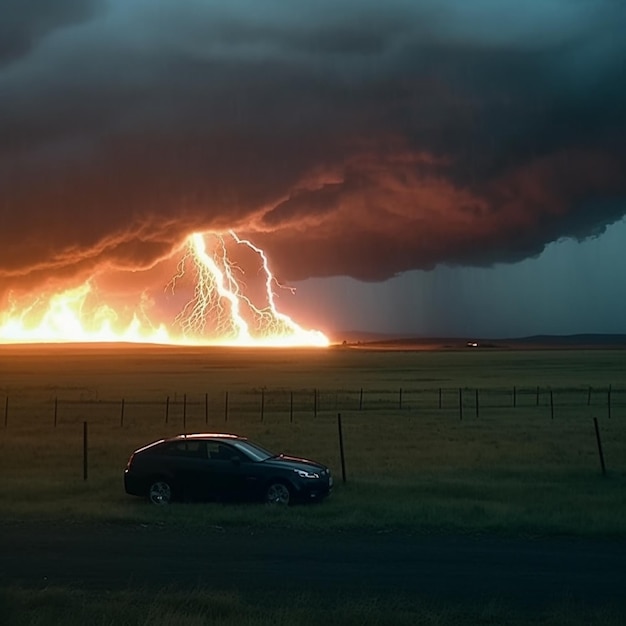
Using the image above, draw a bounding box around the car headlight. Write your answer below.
[293,469,320,479]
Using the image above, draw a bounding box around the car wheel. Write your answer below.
[265,481,291,505]
[148,479,173,505]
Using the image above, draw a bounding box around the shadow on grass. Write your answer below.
[2,585,626,626]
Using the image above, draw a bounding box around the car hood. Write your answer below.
[262,454,327,473]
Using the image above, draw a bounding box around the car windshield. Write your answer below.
[231,439,276,462]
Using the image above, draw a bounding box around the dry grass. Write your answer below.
[1,345,626,535]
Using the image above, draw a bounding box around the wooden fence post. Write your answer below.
[438,387,442,410]
[536,386,540,406]
[165,396,170,425]
[399,388,403,410]
[593,417,607,476]
[458,388,463,420]
[513,386,517,408]
[359,388,363,411]
[337,413,347,484]
[83,421,88,481]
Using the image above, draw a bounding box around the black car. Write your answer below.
[124,433,332,505]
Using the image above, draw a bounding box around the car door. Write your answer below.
[161,440,212,501]
[205,442,254,501]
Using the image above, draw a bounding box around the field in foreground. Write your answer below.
[3,585,626,626]
[1,344,626,536]
[3,521,626,625]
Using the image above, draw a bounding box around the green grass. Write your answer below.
[1,346,626,536]
[2,346,626,624]
[2,470,624,537]
[2,586,626,626]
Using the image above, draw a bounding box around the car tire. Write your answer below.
[265,481,292,505]
[148,478,174,505]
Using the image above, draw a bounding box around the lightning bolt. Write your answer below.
[230,231,303,335]
[170,232,328,347]
[174,233,252,342]
[0,231,329,347]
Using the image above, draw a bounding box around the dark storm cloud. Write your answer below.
[0,0,104,65]
[1,0,625,293]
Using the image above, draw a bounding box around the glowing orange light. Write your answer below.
[0,232,329,347]
[0,281,171,344]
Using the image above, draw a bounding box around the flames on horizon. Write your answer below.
[0,232,329,348]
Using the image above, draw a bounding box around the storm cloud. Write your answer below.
[1,0,625,294]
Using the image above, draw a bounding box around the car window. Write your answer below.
[206,442,247,462]
[161,441,205,458]
[231,440,274,461]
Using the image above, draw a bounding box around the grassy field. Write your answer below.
[1,344,625,536]
[2,344,626,624]
[2,585,626,626]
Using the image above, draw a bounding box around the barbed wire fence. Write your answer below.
[1,384,622,429]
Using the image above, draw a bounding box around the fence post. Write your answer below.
[399,388,403,410]
[120,398,125,427]
[536,386,540,406]
[54,397,58,428]
[183,394,187,430]
[337,413,347,484]
[475,389,479,419]
[83,421,88,481]
[593,417,607,476]
[224,391,229,423]
[359,388,363,411]
[438,388,442,409]
[513,386,517,408]
[205,393,209,425]
[165,396,170,425]
[458,388,463,420]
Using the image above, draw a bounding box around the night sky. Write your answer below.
[1,0,625,338]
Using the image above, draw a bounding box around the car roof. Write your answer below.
[133,433,248,454]
[169,433,246,442]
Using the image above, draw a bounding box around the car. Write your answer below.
[124,433,332,505]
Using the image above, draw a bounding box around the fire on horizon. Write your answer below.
[0,232,329,347]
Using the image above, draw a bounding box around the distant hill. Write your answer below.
[502,334,626,347]
[329,330,409,343]
[331,333,626,350]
